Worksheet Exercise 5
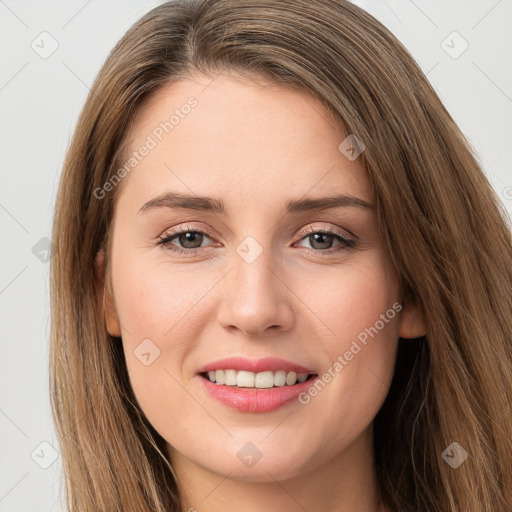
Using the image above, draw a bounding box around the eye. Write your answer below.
[157,225,215,255]
[295,225,356,255]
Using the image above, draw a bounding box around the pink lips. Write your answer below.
[196,356,318,413]
[196,356,315,374]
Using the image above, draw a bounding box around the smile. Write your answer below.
[201,369,315,388]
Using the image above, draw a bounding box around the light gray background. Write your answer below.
[0,1,510,510]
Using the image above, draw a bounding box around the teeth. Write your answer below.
[215,369,225,385]
[254,371,274,388]
[237,370,255,388]
[224,369,237,386]
[205,369,312,388]
[274,370,286,387]
[286,371,297,385]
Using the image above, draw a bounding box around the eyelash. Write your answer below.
[156,224,356,257]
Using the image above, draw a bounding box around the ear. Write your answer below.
[95,249,121,337]
[398,302,426,339]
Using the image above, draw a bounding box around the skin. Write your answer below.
[97,71,426,512]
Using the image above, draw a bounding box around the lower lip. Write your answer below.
[197,374,319,413]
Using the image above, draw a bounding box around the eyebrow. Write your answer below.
[138,191,373,215]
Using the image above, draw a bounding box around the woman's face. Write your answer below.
[101,71,411,482]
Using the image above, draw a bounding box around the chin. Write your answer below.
[209,460,307,483]
[192,445,315,483]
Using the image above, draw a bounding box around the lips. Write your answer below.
[196,356,319,413]
[196,356,315,375]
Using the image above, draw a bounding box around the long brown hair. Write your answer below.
[50,0,512,510]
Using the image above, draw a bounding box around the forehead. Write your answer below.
[115,71,371,212]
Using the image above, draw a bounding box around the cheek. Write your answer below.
[110,255,223,432]
[295,254,400,428]
[299,253,400,350]
[113,253,217,342]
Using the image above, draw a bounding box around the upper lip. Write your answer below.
[197,357,316,375]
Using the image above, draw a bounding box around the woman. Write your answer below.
[50,0,512,510]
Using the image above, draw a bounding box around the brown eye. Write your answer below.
[174,231,205,249]
[296,227,356,254]
[157,227,215,255]
[306,232,337,250]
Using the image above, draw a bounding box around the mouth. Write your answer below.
[197,358,321,412]
[199,369,318,389]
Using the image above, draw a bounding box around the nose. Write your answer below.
[216,246,295,337]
